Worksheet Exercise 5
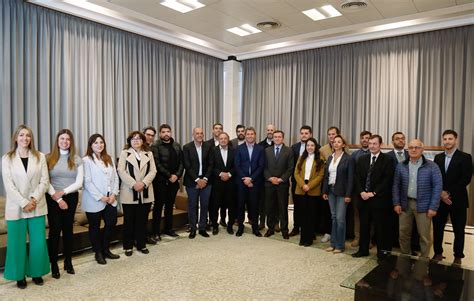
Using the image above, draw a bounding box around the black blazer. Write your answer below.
[263,145,294,186]
[183,141,214,187]
[434,150,472,208]
[354,152,394,208]
[386,149,409,169]
[213,146,235,180]
[322,152,355,197]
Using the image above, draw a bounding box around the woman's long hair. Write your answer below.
[6,124,40,160]
[296,137,323,173]
[123,131,149,152]
[46,129,78,170]
[85,133,113,167]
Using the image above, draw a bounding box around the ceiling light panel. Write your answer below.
[303,5,343,21]
[227,24,261,37]
[160,0,205,13]
[302,8,327,21]
[320,5,342,17]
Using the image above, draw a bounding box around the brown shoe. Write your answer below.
[453,257,462,265]
[258,223,265,230]
[289,229,300,237]
[432,254,444,262]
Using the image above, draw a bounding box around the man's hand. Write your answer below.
[322,194,328,201]
[169,174,178,183]
[197,179,207,189]
[243,177,252,187]
[440,191,452,205]
[302,184,310,192]
[394,205,402,215]
[427,209,437,218]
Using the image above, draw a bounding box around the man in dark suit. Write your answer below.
[257,124,275,230]
[263,130,294,239]
[183,127,214,239]
[211,132,236,235]
[290,125,313,237]
[352,135,395,259]
[230,124,245,150]
[206,122,223,147]
[433,129,472,265]
[234,127,265,237]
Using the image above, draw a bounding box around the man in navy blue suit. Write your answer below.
[234,127,265,237]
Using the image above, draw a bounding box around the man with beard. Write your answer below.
[257,124,275,230]
[149,124,183,243]
[320,126,340,161]
[230,124,246,150]
[289,125,313,237]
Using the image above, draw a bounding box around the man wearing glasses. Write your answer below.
[392,139,442,258]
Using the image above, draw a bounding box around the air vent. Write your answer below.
[256,21,281,30]
[340,0,368,11]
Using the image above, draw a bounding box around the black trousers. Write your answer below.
[152,181,180,235]
[433,202,467,258]
[46,192,78,264]
[258,188,266,226]
[122,203,152,250]
[237,184,259,232]
[265,184,289,233]
[298,194,317,244]
[86,204,117,254]
[315,197,331,235]
[358,200,393,258]
[290,179,301,231]
[210,180,236,228]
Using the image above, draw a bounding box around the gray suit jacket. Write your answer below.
[263,145,294,187]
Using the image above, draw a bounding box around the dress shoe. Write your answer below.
[320,233,331,243]
[104,249,120,259]
[453,257,462,265]
[304,242,313,247]
[189,231,196,239]
[282,232,290,240]
[154,234,162,241]
[258,223,265,230]
[64,261,75,275]
[199,230,210,237]
[139,248,150,254]
[17,278,27,289]
[253,230,262,237]
[32,277,44,286]
[212,227,219,235]
[51,262,60,279]
[264,230,275,237]
[125,249,133,256]
[432,254,444,262]
[95,252,107,264]
[275,225,281,232]
[299,241,304,246]
[352,251,369,258]
[219,220,227,227]
[236,228,244,237]
[227,226,234,234]
[146,236,158,245]
[164,231,179,237]
[289,229,299,237]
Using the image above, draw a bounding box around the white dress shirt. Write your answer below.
[304,153,315,180]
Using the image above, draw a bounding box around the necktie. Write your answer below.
[275,146,280,160]
[396,151,403,162]
[365,156,376,191]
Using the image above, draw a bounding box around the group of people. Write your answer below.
[1,123,471,289]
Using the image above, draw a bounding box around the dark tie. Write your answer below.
[365,156,376,191]
[275,147,280,160]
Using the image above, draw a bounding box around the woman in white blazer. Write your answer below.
[82,133,120,265]
[1,125,50,289]
[117,131,157,256]
[46,129,83,278]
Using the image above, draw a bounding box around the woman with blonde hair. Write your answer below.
[117,131,157,256]
[2,125,50,288]
[46,129,83,278]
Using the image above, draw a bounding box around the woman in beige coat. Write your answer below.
[117,131,157,256]
[293,137,325,247]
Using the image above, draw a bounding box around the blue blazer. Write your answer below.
[322,152,355,197]
[234,143,265,187]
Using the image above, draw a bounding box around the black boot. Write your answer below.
[64,260,75,274]
[51,262,60,279]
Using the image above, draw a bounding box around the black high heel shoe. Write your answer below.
[64,261,75,275]
[51,262,60,279]
[16,278,27,289]
[32,277,44,286]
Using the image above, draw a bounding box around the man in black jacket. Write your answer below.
[352,135,394,259]
[433,129,472,265]
[150,124,183,243]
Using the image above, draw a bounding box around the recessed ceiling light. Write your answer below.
[227,24,262,37]
[160,0,205,14]
[320,5,342,17]
[302,8,326,21]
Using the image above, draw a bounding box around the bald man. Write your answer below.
[392,139,442,257]
[183,127,215,239]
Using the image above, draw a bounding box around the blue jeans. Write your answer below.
[328,190,348,250]
[186,185,212,231]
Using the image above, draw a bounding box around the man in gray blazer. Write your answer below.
[230,124,245,150]
[263,130,294,239]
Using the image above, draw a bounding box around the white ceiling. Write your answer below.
[29,0,474,59]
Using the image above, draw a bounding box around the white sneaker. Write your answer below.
[320,233,331,243]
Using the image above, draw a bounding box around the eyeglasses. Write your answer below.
[408,146,422,150]
[131,137,143,141]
